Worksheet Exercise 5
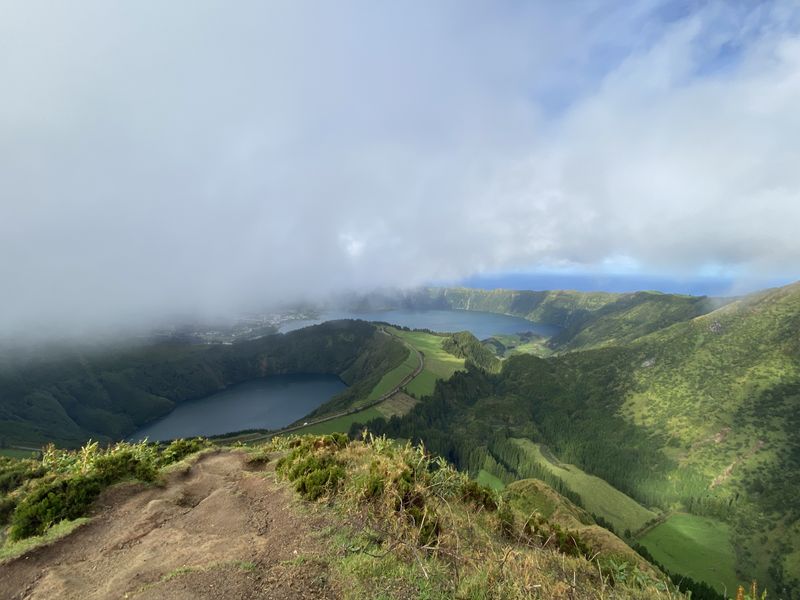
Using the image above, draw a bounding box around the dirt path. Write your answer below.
[0,451,339,600]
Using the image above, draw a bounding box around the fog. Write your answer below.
[2,1,799,337]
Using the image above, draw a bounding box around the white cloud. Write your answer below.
[0,1,798,334]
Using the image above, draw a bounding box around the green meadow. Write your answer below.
[511,439,657,533]
[293,407,383,435]
[639,513,738,595]
[363,345,420,403]
[392,329,464,397]
[476,469,505,491]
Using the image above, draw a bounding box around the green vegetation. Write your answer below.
[476,469,505,491]
[293,407,383,436]
[441,331,501,372]
[640,513,738,595]
[391,328,464,397]
[0,320,407,447]
[354,281,800,596]
[483,332,553,358]
[393,286,723,351]
[0,432,769,598]
[0,449,38,460]
[504,478,592,526]
[363,343,417,402]
[4,282,799,596]
[374,392,418,419]
[268,433,678,599]
[510,439,657,534]
[0,438,210,545]
[0,517,90,562]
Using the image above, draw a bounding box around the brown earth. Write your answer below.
[0,450,340,600]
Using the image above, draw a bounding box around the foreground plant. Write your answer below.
[2,437,210,541]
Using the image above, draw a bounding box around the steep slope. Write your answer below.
[503,478,654,572]
[618,282,800,593]
[360,281,800,596]
[0,436,681,600]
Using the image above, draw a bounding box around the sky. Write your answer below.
[1,1,800,335]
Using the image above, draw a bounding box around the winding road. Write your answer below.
[219,327,424,444]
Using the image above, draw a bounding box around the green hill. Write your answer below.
[2,282,798,596]
[371,286,726,350]
[0,321,407,448]
[358,282,800,596]
[0,433,687,599]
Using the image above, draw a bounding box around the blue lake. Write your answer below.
[131,374,346,441]
[131,309,555,441]
[279,309,558,340]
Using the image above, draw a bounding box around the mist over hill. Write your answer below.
[2,2,800,599]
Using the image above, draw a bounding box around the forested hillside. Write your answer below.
[0,321,405,448]
[357,283,800,596]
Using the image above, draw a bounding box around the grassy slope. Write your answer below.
[476,469,505,491]
[296,330,466,436]
[613,284,800,594]
[504,478,594,527]
[391,329,464,397]
[506,280,800,592]
[363,347,417,403]
[484,333,553,358]
[269,434,679,599]
[502,478,660,575]
[511,439,657,534]
[1,435,684,599]
[640,513,738,595]
[360,282,800,595]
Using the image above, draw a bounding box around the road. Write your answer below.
[218,327,424,444]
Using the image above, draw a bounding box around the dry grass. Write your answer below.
[266,433,684,600]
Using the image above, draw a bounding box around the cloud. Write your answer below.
[0,1,799,334]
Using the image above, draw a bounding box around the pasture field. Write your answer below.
[392,329,465,397]
[639,513,738,595]
[476,469,505,491]
[511,438,657,533]
[293,407,383,435]
[363,348,419,404]
[375,392,418,418]
[488,334,553,358]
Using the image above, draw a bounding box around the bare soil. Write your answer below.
[0,450,339,600]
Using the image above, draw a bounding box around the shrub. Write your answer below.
[6,439,174,542]
[0,494,16,525]
[276,437,347,501]
[295,462,345,500]
[92,449,157,484]
[356,462,385,500]
[9,474,103,540]
[497,502,516,539]
[405,502,440,547]
[0,460,46,495]
[158,438,209,467]
[460,479,498,511]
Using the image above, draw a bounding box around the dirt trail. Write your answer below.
[0,451,338,600]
